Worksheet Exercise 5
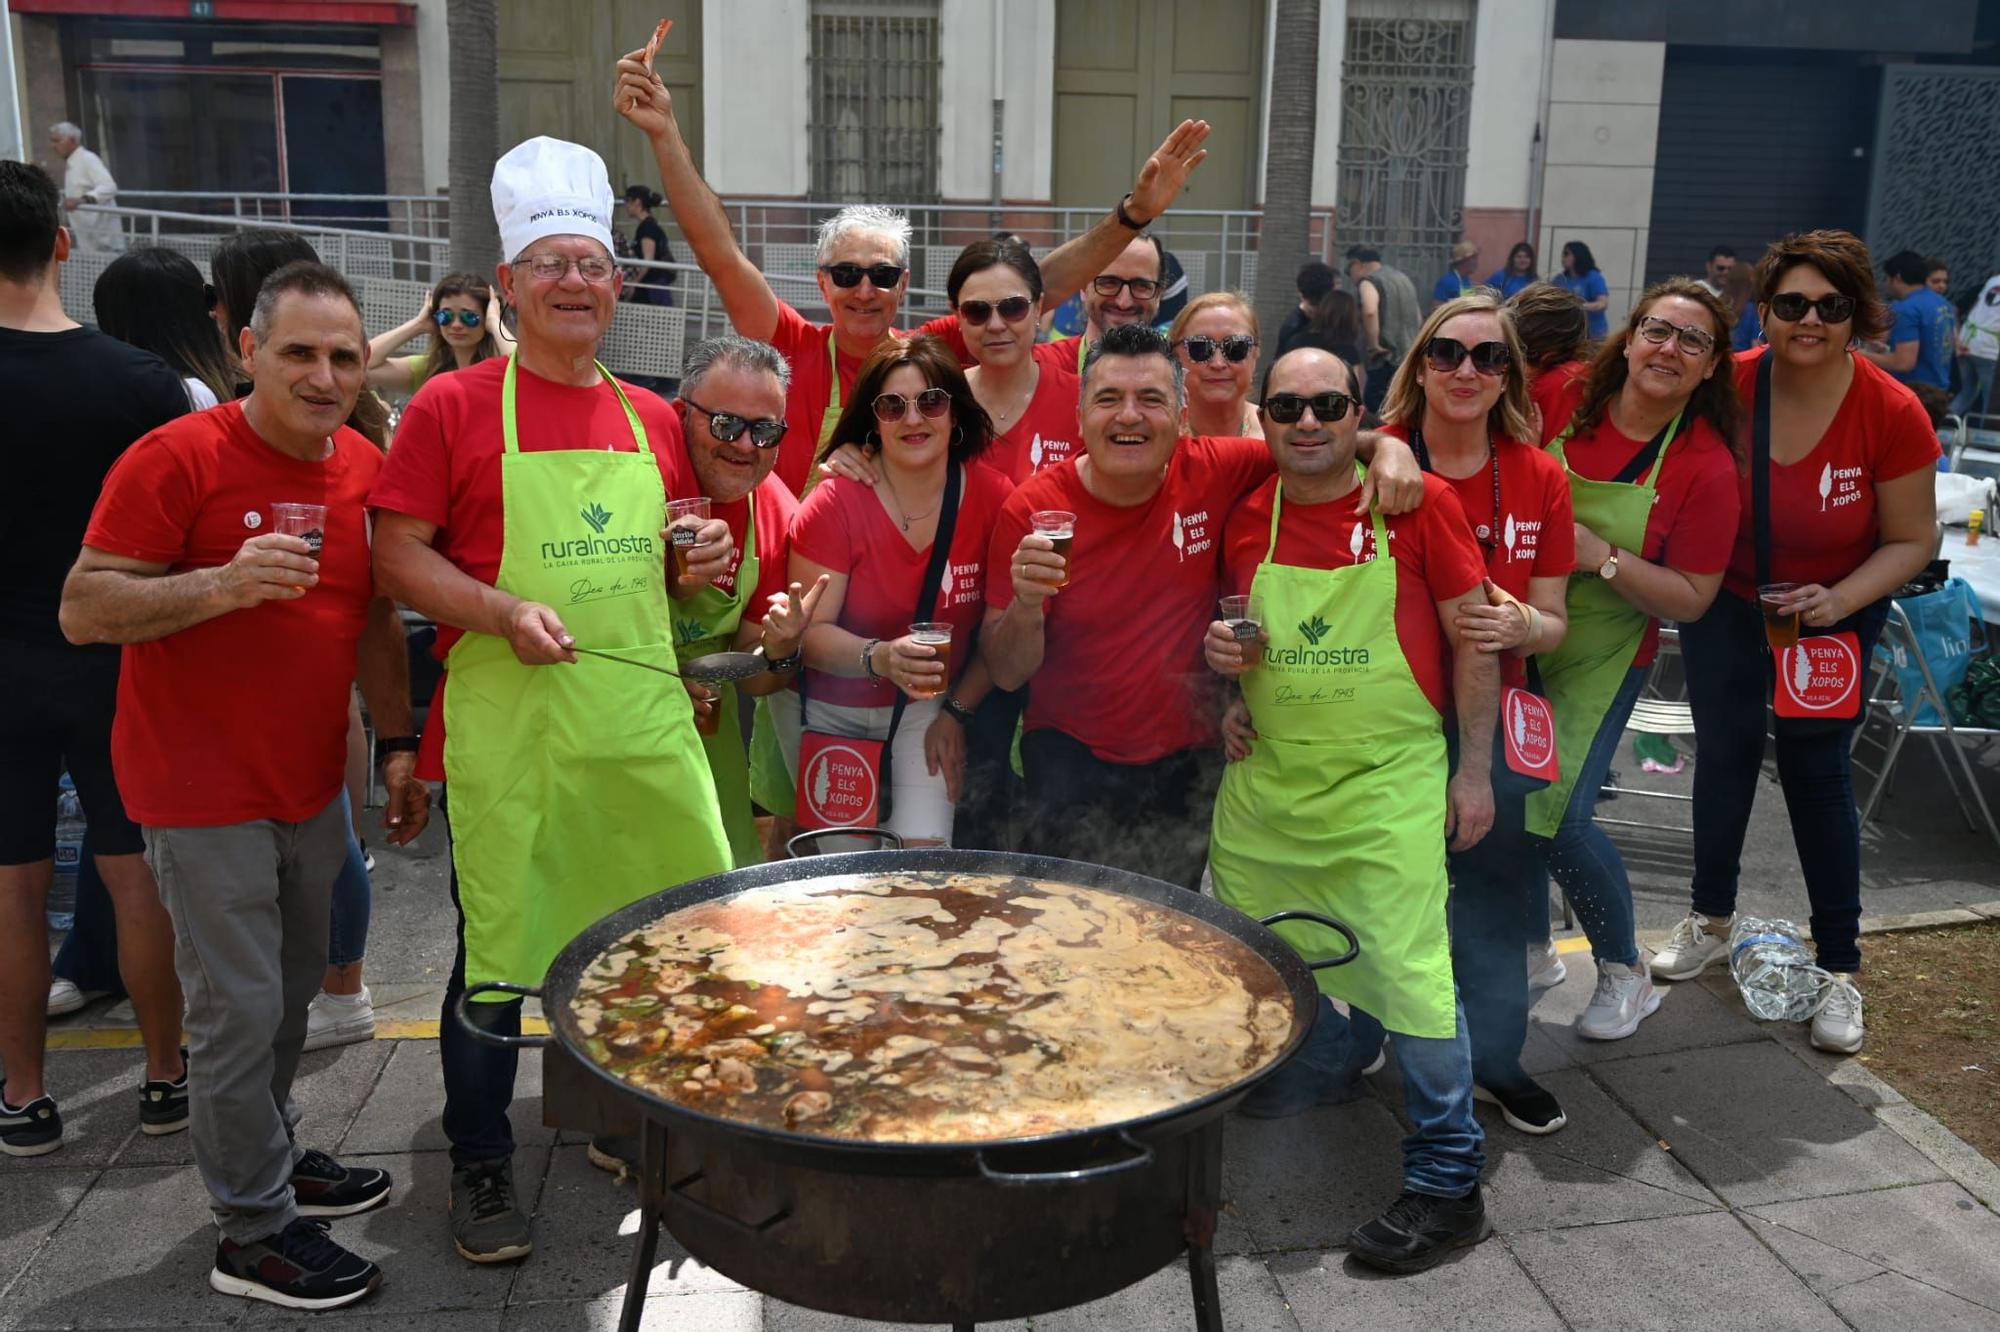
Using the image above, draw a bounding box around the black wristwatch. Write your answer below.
[764,645,801,673]
[376,736,419,764]
[1116,192,1150,231]
[940,695,974,725]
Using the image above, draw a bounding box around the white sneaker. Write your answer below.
[303,988,376,1052]
[46,979,107,1017]
[1809,976,1864,1054]
[1576,960,1661,1040]
[1527,941,1567,993]
[1650,911,1731,981]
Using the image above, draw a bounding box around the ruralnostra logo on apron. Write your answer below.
[796,732,883,829]
[1774,631,1862,719]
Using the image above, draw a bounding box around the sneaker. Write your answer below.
[1473,1078,1566,1134]
[47,979,108,1017]
[1650,911,1731,981]
[1576,960,1662,1040]
[291,1148,392,1217]
[1348,1186,1492,1274]
[210,1216,380,1311]
[1361,1048,1387,1077]
[587,1133,637,1176]
[138,1048,190,1136]
[303,988,376,1052]
[450,1159,532,1264]
[1527,941,1567,993]
[1810,976,1865,1054]
[0,1092,62,1157]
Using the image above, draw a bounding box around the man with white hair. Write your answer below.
[47,123,119,253]
[370,136,737,1265]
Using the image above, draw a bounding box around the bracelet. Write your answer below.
[940,695,974,725]
[860,638,883,681]
[1116,192,1150,230]
[376,736,419,763]
[1520,602,1543,649]
[764,646,801,673]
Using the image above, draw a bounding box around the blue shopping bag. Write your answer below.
[1881,578,1980,725]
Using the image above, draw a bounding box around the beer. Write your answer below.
[270,502,327,557]
[692,684,722,737]
[908,622,952,700]
[1031,510,1077,589]
[1758,582,1803,654]
[667,497,711,582]
[1220,594,1261,660]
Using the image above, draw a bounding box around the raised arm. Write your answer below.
[614,50,780,341]
[367,294,434,390]
[1036,119,1212,309]
[60,536,318,645]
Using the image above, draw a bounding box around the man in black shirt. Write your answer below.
[0,161,192,1156]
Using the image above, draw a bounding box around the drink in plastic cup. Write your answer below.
[1031,510,1076,588]
[1220,594,1262,655]
[271,503,327,557]
[692,683,722,737]
[908,622,952,699]
[1758,582,1804,653]
[667,497,711,581]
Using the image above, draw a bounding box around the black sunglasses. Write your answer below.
[1424,336,1511,376]
[682,397,787,448]
[1263,391,1355,425]
[1179,334,1257,364]
[820,263,906,290]
[1766,291,1856,325]
[434,309,483,328]
[958,295,1035,325]
[1091,274,1159,300]
[872,387,953,421]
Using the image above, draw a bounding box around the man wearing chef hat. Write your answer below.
[371,136,736,1265]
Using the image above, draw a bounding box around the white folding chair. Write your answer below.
[1593,626,1696,835]
[1853,599,2000,849]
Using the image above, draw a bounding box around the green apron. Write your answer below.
[1208,478,1458,1037]
[1523,414,1679,837]
[671,496,763,866]
[445,356,732,995]
[797,332,845,502]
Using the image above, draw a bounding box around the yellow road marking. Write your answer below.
[1554,936,1593,955]
[46,1015,549,1051]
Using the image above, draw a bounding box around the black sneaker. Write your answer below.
[0,1091,62,1157]
[138,1049,190,1136]
[1348,1186,1492,1274]
[210,1216,381,1310]
[1473,1076,1567,1135]
[450,1159,532,1264]
[291,1148,392,1217]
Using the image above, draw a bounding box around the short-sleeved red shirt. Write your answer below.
[83,402,382,827]
[712,475,799,623]
[1529,359,1589,444]
[1222,475,1484,715]
[790,463,1012,708]
[1725,348,1941,599]
[984,355,1084,485]
[986,436,1275,763]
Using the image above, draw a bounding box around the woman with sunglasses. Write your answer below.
[365,272,513,396]
[943,237,1086,483]
[1523,279,1743,1044]
[786,337,1011,845]
[1169,292,1264,438]
[1377,291,1575,1134]
[1651,231,1940,1055]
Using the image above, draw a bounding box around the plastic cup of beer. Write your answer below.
[270,503,327,557]
[692,683,722,737]
[667,497,711,581]
[1031,510,1076,588]
[908,622,953,699]
[1757,582,1804,653]
[1220,593,1262,656]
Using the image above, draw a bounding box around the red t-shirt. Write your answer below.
[1222,475,1484,715]
[1529,359,1589,445]
[986,436,1276,763]
[790,463,1012,708]
[1725,348,1941,599]
[711,475,799,623]
[368,355,701,779]
[82,402,382,827]
[983,355,1084,485]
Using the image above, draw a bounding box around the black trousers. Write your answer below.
[1018,729,1223,890]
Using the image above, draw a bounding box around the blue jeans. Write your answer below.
[1533,665,1649,967]
[327,792,370,967]
[1315,996,1484,1197]
[1952,355,1996,419]
[1445,732,1535,1085]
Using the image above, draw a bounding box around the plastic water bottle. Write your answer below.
[49,775,85,932]
[1728,916,1821,1021]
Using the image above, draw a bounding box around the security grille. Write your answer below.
[1868,65,2000,303]
[809,0,942,203]
[1335,5,1474,285]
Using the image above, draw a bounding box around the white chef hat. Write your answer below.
[491,136,616,263]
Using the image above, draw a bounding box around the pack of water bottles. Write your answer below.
[1727,916,1828,1022]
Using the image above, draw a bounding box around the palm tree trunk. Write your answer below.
[1254,0,1320,382]
[447,0,500,276]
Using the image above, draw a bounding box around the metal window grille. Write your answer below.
[810,0,942,203]
[1335,5,1475,284]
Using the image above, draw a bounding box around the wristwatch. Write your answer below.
[1598,548,1621,580]
[940,695,974,725]
[1115,192,1150,231]
[860,638,883,681]
[376,736,419,765]
[763,644,801,673]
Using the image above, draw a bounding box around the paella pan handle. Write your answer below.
[784,826,906,858]
[1258,910,1361,970]
[453,981,549,1049]
[974,1130,1155,1186]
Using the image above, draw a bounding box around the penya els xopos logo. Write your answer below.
[1775,633,1861,716]
[1818,462,1834,512]
[581,501,613,534]
[1503,512,1518,560]
[1297,614,1331,646]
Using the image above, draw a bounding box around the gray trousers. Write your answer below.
[144,795,347,1242]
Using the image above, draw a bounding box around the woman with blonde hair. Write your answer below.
[365,271,513,396]
[1169,290,1262,437]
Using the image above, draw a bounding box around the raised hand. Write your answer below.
[1127,120,1212,223]
[614,50,675,137]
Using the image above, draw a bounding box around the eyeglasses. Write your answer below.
[1634,314,1715,356]
[682,397,787,448]
[1178,334,1257,364]
[958,295,1035,325]
[820,263,906,290]
[1091,274,1160,301]
[1424,336,1512,377]
[1766,291,1856,325]
[519,253,619,283]
[1263,391,1355,425]
[872,387,953,421]
[434,310,483,328]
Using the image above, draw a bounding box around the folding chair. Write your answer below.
[1593,625,1696,835]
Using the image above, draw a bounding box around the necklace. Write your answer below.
[1410,424,1503,558]
[878,472,942,532]
[975,363,1038,431]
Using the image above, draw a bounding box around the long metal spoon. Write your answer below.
[571,646,768,684]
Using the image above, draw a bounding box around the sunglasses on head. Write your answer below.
[434,309,483,328]
[1263,391,1354,425]
[1424,336,1511,376]
[1634,314,1715,356]
[1091,274,1159,300]
[1179,334,1256,364]
[958,295,1035,325]
[872,387,953,422]
[682,397,787,448]
[1766,291,1856,324]
[820,262,906,290]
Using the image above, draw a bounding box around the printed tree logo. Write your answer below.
[1298,614,1331,646]
[1512,696,1527,747]
[1818,463,1833,512]
[1350,523,1366,559]
[1503,512,1518,558]
[1029,433,1044,469]
[581,501,614,534]
[811,754,832,809]
[1792,644,1812,696]
[1172,512,1187,561]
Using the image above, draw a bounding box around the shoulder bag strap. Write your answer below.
[878,462,965,812]
[1752,352,1774,590]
